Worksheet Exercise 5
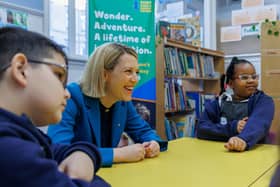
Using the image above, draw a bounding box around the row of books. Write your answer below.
[164,114,196,140]
[164,92,217,140]
[186,92,217,118]
[164,79,191,112]
[164,47,216,78]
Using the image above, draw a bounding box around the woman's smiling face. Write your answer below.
[103,53,139,104]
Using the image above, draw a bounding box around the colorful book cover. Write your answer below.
[178,16,201,46]
[186,92,201,118]
[169,23,186,42]
[157,20,171,38]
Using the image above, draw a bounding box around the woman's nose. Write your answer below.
[131,72,139,82]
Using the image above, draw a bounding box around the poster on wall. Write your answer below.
[88,0,156,101]
[220,25,241,43]
[232,5,277,26]
[242,0,264,8]
[0,7,28,28]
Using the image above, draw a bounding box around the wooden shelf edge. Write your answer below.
[165,75,220,80]
[132,98,156,103]
[165,109,194,117]
[165,38,224,57]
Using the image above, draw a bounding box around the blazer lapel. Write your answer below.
[84,96,101,146]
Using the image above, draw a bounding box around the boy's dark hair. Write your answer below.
[220,57,253,94]
[0,27,68,79]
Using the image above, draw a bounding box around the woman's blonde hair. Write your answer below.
[80,42,138,98]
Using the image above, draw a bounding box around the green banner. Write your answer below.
[88,0,155,100]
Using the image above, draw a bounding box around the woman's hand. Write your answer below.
[114,144,145,163]
[142,140,160,158]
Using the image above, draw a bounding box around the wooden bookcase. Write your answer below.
[156,38,224,140]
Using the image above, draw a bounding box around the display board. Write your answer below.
[88,0,156,100]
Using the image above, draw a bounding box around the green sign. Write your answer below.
[89,0,155,100]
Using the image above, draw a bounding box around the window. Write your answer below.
[48,0,87,58]
[75,0,86,56]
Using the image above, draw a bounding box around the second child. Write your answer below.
[197,57,274,151]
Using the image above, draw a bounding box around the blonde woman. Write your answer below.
[48,43,167,167]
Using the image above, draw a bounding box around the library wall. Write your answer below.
[261,21,280,137]
[0,0,44,34]
[0,0,43,10]
[216,0,280,56]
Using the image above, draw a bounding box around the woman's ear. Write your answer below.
[103,69,109,81]
[10,53,29,87]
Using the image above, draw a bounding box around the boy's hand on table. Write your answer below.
[224,136,247,152]
[59,151,94,182]
[143,140,160,158]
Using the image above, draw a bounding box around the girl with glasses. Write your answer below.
[197,57,274,152]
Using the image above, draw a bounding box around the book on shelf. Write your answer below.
[169,23,187,42]
[186,92,201,118]
[157,20,170,39]
[165,114,196,140]
[178,16,201,47]
[163,47,216,78]
[186,92,217,118]
[164,79,191,112]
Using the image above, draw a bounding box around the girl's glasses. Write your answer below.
[234,74,259,81]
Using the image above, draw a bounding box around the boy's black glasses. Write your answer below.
[28,59,68,88]
[0,59,68,88]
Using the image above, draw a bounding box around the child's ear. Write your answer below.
[10,53,29,87]
[228,79,233,88]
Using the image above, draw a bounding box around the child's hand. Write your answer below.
[224,136,247,152]
[142,140,160,158]
[237,117,248,133]
[58,151,94,182]
[114,143,145,163]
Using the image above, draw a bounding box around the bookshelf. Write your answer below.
[156,38,224,140]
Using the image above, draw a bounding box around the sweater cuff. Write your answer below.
[157,140,168,152]
[100,148,114,167]
[236,135,250,150]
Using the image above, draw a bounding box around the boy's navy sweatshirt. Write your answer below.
[0,108,110,187]
[197,90,274,149]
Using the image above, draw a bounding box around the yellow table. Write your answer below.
[98,138,279,187]
[250,163,279,187]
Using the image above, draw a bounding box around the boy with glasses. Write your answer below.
[0,27,110,187]
[197,57,274,152]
